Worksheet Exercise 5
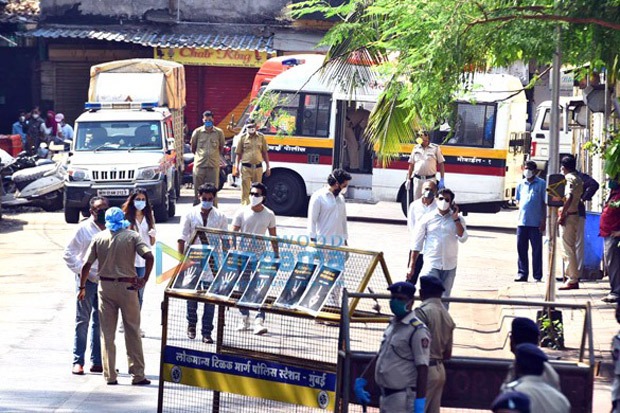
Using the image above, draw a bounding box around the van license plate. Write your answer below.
[97,189,130,196]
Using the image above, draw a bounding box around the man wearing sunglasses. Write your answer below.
[232,182,278,334]
[410,188,468,306]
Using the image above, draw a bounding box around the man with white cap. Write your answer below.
[54,113,73,145]
[79,207,153,386]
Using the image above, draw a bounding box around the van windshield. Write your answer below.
[541,108,565,132]
[74,121,162,151]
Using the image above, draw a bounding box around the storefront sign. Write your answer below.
[155,47,272,68]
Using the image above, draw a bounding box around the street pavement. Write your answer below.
[0,184,614,412]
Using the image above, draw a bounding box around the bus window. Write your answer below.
[450,102,497,148]
[301,94,331,137]
[261,92,300,135]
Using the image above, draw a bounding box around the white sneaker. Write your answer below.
[236,315,250,331]
[253,318,268,335]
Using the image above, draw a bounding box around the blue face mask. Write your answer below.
[204,121,214,128]
[133,200,146,211]
[389,298,409,317]
[201,200,213,210]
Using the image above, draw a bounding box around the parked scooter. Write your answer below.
[1,147,66,211]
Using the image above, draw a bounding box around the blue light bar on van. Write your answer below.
[84,102,102,110]
[281,58,301,67]
[140,102,158,109]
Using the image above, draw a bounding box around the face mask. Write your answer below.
[32,114,39,119]
[247,127,256,134]
[340,185,348,195]
[524,169,535,179]
[201,200,214,210]
[95,210,106,225]
[204,121,214,128]
[19,116,25,122]
[389,298,409,317]
[134,200,146,211]
[437,199,450,211]
[250,195,264,207]
[423,190,435,200]
[609,180,619,190]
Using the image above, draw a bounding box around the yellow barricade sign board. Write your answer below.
[163,346,335,410]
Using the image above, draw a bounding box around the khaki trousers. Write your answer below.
[98,281,146,383]
[425,362,446,413]
[193,166,219,206]
[560,214,580,283]
[240,165,264,205]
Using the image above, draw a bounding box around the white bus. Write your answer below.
[242,61,529,216]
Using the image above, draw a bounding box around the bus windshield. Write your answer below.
[74,121,162,151]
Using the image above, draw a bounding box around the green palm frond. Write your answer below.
[365,82,420,166]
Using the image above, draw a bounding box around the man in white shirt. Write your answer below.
[308,168,351,248]
[233,182,278,335]
[406,180,438,286]
[178,183,228,344]
[55,113,74,143]
[411,188,468,306]
[63,195,108,375]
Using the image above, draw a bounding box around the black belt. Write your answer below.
[413,174,435,180]
[429,360,443,366]
[100,276,135,283]
[242,162,262,168]
[380,386,416,397]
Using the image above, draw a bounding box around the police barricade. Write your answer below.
[338,292,594,413]
[157,228,393,412]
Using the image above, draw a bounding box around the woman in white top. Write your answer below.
[122,189,156,335]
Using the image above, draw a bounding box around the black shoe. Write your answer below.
[132,378,151,386]
[555,276,567,282]
[202,335,214,344]
[107,380,118,385]
[534,277,542,282]
[514,275,528,282]
[187,325,196,340]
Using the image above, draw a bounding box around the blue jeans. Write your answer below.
[517,226,543,280]
[73,279,101,366]
[136,266,146,309]
[186,282,214,337]
[421,267,457,309]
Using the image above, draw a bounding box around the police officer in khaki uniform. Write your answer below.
[234,119,271,205]
[558,155,584,290]
[191,110,226,204]
[354,282,430,413]
[502,344,570,413]
[406,131,445,200]
[501,317,560,391]
[414,276,454,413]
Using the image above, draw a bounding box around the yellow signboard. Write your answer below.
[155,47,272,68]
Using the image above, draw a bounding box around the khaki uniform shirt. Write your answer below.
[564,172,584,213]
[504,375,570,413]
[375,312,431,389]
[87,229,150,279]
[502,361,561,391]
[414,298,455,360]
[191,126,225,168]
[236,132,268,165]
[408,143,445,176]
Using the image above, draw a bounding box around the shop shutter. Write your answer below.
[184,65,202,132]
[54,62,93,125]
[204,66,256,134]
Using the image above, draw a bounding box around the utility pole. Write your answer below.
[545,24,561,302]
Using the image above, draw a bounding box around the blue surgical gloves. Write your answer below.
[354,377,371,404]
[438,178,445,189]
[414,397,426,413]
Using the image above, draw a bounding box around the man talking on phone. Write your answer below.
[410,188,468,308]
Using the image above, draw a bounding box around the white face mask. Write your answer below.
[437,199,450,211]
[524,169,535,179]
[19,116,25,122]
[133,200,146,211]
[247,127,256,134]
[250,195,264,207]
[340,185,348,195]
[32,114,39,119]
